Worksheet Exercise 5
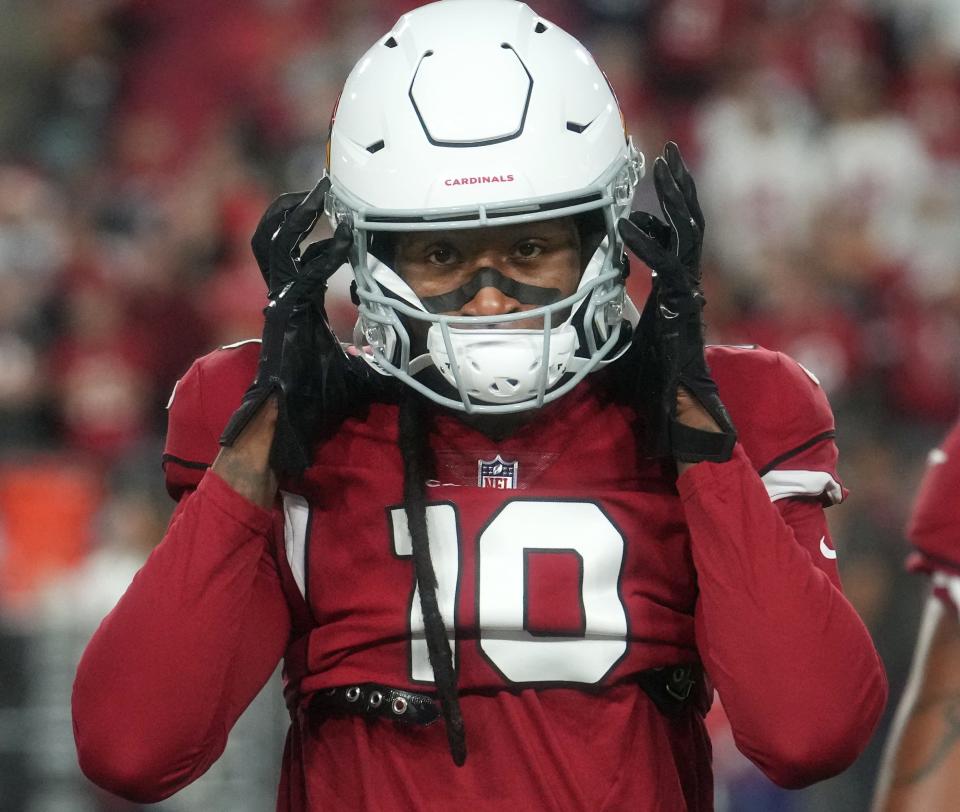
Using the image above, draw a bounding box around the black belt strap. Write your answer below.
[307,684,440,726]
[304,664,701,731]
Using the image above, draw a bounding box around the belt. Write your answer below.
[307,683,440,727]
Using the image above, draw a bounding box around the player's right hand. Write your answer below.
[220,178,357,476]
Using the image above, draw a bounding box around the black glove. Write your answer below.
[220,178,374,475]
[617,142,736,463]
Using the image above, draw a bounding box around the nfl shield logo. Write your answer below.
[477,454,518,489]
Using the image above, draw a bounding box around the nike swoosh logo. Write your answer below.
[819,536,837,560]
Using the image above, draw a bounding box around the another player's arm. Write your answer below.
[873,593,960,811]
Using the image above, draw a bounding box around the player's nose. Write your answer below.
[459,283,523,317]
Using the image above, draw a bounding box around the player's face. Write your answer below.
[394,217,581,329]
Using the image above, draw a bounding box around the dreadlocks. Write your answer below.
[397,390,467,766]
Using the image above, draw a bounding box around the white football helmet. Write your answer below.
[325,0,643,413]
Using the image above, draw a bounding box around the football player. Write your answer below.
[873,418,960,811]
[73,2,887,809]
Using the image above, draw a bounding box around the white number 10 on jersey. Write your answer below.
[390,500,629,685]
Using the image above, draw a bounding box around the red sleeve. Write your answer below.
[73,344,290,804]
[680,349,887,789]
[709,344,848,589]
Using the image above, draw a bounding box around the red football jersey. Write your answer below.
[906,418,960,607]
[74,342,886,810]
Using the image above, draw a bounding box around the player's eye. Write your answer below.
[426,244,458,266]
[513,240,544,260]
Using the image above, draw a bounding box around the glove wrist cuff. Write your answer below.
[669,420,736,463]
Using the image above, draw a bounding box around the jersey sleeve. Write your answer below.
[905,419,960,607]
[708,344,845,506]
[162,340,261,499]
[74,339,291,804]
[680,346,886,787]
[73,473,290,802]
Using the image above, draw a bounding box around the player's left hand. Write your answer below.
[617,142,737,464]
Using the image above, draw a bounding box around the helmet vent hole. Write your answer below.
[423,49,434,57]
[489,378,520,393]
[566,121,590,134]
[366,140,385,154]
[534,21,548,33]
[384,36,398,48]
[500,42,511,49]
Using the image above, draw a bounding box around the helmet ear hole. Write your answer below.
[575,210,606,271]
[368,233,396,266]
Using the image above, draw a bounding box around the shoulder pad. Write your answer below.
[707,345,844,505]
[162,340,260,500]
[908,419,960,569]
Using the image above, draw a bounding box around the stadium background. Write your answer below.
[1,0,959,809]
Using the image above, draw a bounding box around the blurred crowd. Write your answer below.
[1,0,959,809]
